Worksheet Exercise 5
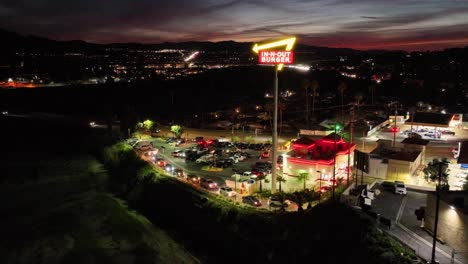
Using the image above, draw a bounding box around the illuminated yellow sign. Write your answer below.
[252,37,296,70]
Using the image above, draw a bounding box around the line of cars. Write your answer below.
[401,128,455,139]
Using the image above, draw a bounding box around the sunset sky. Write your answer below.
[1,0,468,50]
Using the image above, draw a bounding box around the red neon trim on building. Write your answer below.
[292,143,315,149]
[287,157,334,166]
[320,139,344,144]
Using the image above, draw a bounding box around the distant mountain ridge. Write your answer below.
[0,28,396,56]
[2,28,466,57]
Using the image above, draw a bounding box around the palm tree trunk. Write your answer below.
[279,181,282,192]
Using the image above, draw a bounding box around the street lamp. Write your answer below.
[316,170,322,203]
[332,123,341,200]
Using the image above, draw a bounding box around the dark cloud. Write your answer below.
[0,0,467,50]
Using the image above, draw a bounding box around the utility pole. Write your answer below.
[348,104,355,186]
[431,162,442,264]
[393,104,397,147]
[305,83,309,129]
[332,124,338,200]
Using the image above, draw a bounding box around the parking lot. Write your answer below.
[130,136,303,211]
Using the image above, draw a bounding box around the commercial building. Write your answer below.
[282,133,355,184]
[355,138,428,184]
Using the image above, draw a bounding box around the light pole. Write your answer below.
[271,68,279,193]
[332,124,340,200]
[316,170,322,203]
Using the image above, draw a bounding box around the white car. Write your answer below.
[394,181,407,195]
[220,186,236,197]
[455,173,468,178]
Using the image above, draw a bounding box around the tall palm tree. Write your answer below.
[311,80,319,122]
[277,175,287,192]
[297,172,309,191]
[257,173,268,192]
[302,79,310,128]
[354,94,363,115]
[264,101,274,132]
[337,82,347,123]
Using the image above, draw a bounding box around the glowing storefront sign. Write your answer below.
[252,37,296,70]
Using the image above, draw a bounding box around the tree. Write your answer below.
[354,94,363,114]
[264,101,274,131]
[463,175,468,190]
[137,119,155,132]
[257,173,268,192]
[288,191,306,212]
[170,125,183,138]
[423,158,450,188]
[275,191,289,212]
[297,171,309,191]
[337,82,347,123]
[277,175,287,192]
[304,189,316,209]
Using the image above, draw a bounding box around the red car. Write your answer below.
[260,151,270,159]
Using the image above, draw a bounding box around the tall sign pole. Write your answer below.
[253,37,296,193]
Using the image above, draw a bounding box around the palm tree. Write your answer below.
[275,191,289,212]
[277,175,287,192]
[311,80,319,121]
[288,191,306,212]
[264,101,274,132]
[257,173,268,192]
[304,189,316,209]
[337,82,347,123]
[354,94,363,115]
[297,172,309,191]
[302,79,310,128]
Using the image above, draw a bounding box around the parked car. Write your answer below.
[260,151,270,159]
[252,161,272,170]
[242,196,262,207]
[268,195,289,209]
[218,158,234,168]
[165,137,176,143]
[440,130,455,136]
[220,186,236,197]
[175,138,186,146]
[407,132,422,139]
[394,181,407,195]
[172,149,184,157]
[200,178,218,190]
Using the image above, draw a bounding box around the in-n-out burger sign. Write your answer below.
[252,37,296,70]
[259,51,294,64]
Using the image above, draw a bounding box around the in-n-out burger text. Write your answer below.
[258,51,294,64]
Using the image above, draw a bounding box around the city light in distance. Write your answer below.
[184,51,199,62]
